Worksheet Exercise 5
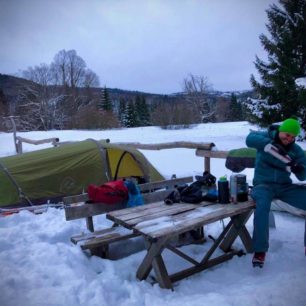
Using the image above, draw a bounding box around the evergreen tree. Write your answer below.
[124,100,137,127]
[98,86,112,111]
[249,0,306,128]
[118,98,126,126]
[228,94,243,121]
[135,95,151,126]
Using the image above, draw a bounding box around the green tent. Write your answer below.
[0,139,164,207]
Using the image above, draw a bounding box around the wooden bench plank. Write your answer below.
[142,189,174,204]
[135,201,255,240]
[71,227,128,244]
[109,203,200,229]
[124,202,216,228]
[80,229,137,250]
[107,201,216,227]
[108,202,194,221]
[138,176,193,192]
[110,201,213,225]
[107,201,164,218]
[63,193,89,205]
[65,202,125,221]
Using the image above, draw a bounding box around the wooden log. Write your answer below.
[195,149,229,158]
[16,136,59,146]
[113,141,215,150]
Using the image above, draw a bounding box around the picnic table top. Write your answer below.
[106,199,255,241]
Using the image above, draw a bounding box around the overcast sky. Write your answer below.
[0,0,277,94]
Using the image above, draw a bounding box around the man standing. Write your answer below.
[246,118,306,267]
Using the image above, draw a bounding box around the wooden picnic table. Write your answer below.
[106,199,255,289]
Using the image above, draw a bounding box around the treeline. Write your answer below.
[0,50,248,131]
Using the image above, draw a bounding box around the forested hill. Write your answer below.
[0,73,170,106]
[0,73,254,131]
[0,73,252,106]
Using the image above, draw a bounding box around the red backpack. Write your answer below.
[87,180,128,204]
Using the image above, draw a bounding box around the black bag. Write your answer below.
[195,171,216,186]
[164,188,181,205]
[180,181,204,203]
[164,172,217,205]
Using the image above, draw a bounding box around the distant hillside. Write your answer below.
[0,73,253,107]
[0,73,179,108]
[0,74,39,103]
[0,73,255,131]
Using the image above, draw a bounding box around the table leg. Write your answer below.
[136,237,167,281]
[219,210,253,253]
[152,253,173,289]
[200,219,233,264]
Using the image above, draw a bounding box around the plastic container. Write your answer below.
[218,176,230,204]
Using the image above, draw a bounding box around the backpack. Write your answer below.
[87,180,129,204]
[164,172,217,205]
[179,181,204,203]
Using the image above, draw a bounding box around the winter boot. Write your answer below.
[252,252,266,268]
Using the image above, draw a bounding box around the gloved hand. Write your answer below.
[287,162,304,174]
[271,142,288,156]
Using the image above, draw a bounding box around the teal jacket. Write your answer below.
[246,126,306,186]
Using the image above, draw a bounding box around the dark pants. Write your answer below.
[251,183,306,252]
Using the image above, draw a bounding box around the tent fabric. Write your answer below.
[0,140,164,207]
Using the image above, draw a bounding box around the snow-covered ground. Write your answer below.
[0,122,305,306]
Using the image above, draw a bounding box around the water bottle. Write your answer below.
[218,176,230,204]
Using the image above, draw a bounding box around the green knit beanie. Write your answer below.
[279,118,301,136]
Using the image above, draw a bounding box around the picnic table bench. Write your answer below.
[106,199,255,289]
[63,176,194,258]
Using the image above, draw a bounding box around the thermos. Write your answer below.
[218,176,230,204]
[230,174,238,203]
[230,174,248,203]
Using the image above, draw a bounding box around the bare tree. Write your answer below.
[21,49,100,90]
[15,83,67,130]
[66,50,86,88]
[20,49,101,128]
[22,63,53,87]
[183,74,215,122]
[51,49,97,88]
[50,50,69,86]
[83,69,100,88]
